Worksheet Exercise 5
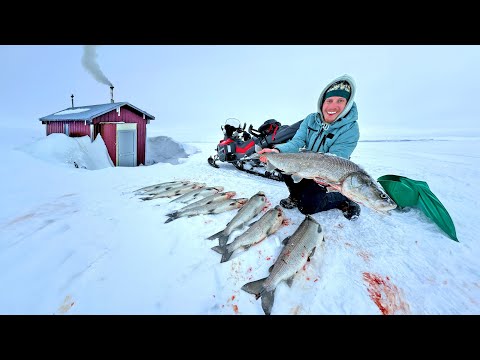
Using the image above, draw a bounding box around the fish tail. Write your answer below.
[261,289,275,315]
[211,245,224,254]
[241,278,275,315]
[218,234,229,247]
[206,229,224,241]
[241,278,267,298]
[164,215,178,224]
[220,249,234,263]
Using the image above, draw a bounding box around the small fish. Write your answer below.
[241,214,324,315]
[206,191,269,247]
[137,181,198,196]
[169,186,224,204]
[164,198,248,224]
[135,180,191,193]
[211,205,285,263]
[140,183,206,200]
[164,191,237,215]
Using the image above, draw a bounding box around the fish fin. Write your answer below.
[208,209,216,214]
[241,278,267,298]
[220,250,234,263]
[164,216,177,224]
[206,229,224,241]
[291,174,303,183]
[266,162,276,171]
[299,148,315,153]
[268,264,274,273]
[261,289,275,315]
[139,196,152,201]
[165,211,177,217]
[307,246,316,262]
[281,236,291,245]
[286,276,295,287]
[211,245,224,254]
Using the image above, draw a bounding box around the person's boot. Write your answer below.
[337,199,361,220]
[279,196,299,209]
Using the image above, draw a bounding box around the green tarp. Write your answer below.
[377,174,458,242]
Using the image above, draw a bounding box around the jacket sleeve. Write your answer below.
[273,115,310,153]
[328,122,360,159]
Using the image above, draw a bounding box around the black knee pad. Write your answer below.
[298,204,314,215]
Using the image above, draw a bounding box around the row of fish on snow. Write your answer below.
[133,180,323,315]
[131,151,399,315]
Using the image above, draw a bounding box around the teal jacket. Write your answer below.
[274,74,360,159]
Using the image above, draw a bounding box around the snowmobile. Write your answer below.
[207,117,301,181]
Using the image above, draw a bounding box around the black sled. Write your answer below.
[207,118,301,181]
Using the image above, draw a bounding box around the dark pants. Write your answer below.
[283,175,348,215]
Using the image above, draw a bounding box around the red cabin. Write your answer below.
[39,101,155,166]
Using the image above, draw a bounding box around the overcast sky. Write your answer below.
[2,45,480,141]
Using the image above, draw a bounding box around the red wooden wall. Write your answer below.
[46,121,90,137]
[93,107,147,165]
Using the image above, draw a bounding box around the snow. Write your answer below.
[0,126,479,315]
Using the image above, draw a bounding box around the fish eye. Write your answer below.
[380,193,387,199]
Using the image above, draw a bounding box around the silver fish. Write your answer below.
[206,191,269,247]
[241,214,324,315]
[211,205,285,263]
[164,191,237,215]
[169,186,224,204]
[253,145,397,214]
[164,198,248,224]
[136,182,196,196]
[135,180,191,194]
[140,183,206,200]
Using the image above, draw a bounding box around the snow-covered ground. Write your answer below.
[0,127,479,315]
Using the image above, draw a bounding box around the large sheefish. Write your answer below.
[252,144,397,214]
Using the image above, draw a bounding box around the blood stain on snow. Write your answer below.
[357,250,371,262]
[362,272,411,315]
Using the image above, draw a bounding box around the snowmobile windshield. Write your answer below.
[225,118,241,128]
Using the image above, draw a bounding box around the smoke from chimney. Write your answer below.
[81,45,113,87]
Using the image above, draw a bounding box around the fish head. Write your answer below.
[256,191,269,205]
[256,191,267,199]
[236,198,249,206]
[341,172,397,213]
[225,191,237,198]
[273,205,284,217]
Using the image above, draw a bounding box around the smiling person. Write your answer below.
[257,74,361,220]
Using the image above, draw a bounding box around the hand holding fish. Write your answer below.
[257,148,279,163]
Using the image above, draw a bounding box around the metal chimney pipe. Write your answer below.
[110,86,114,103]
[71,94,74,108]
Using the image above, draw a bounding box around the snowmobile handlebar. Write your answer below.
[248,124,262,137]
